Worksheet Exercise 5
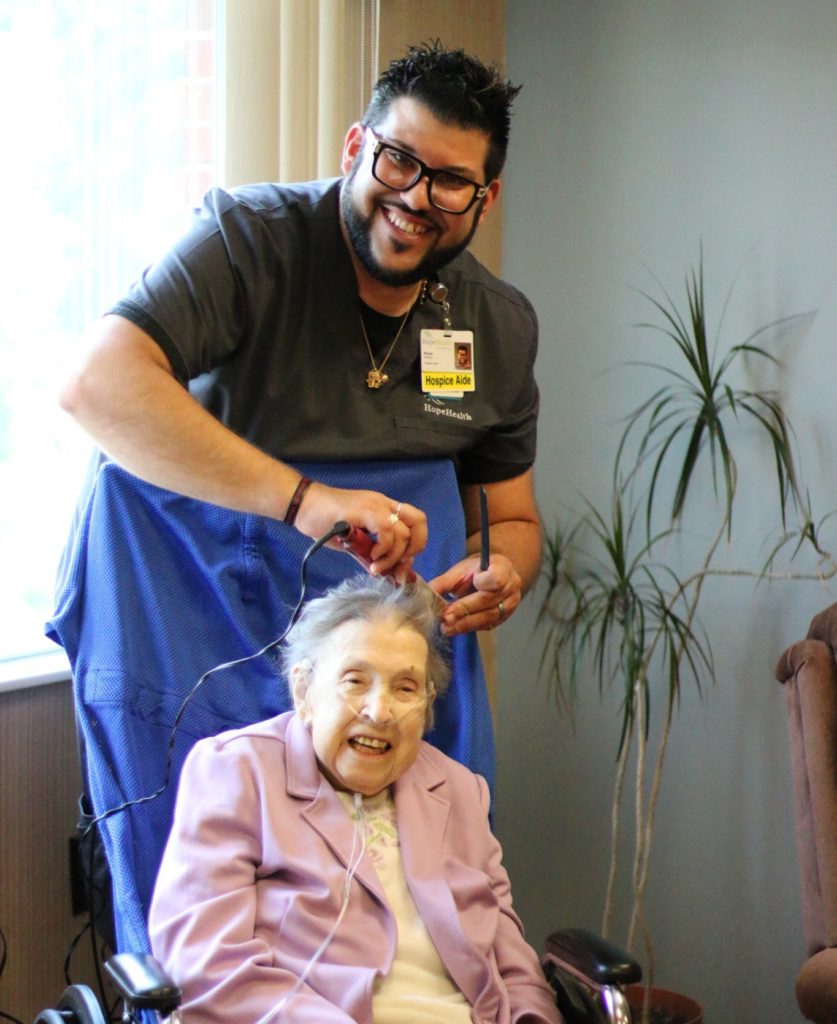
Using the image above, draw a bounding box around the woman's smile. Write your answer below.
[294,613,433,796]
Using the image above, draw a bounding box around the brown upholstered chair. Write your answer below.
[775,603,837,1023]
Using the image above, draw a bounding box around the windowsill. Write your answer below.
[0,649,72,694]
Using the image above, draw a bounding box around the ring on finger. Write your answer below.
[498,601,506,620]
[388,501,403,526]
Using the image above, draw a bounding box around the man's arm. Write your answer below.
[60,315,427,573]
[429,469,542,636]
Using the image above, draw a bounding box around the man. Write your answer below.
[60,42,541,638]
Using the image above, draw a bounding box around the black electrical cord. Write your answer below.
[79,520,350,839]
[0,928,25,1024]
[61,522,352,1012]
[61,826,121,1020]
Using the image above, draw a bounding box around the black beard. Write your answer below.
[340,175,480,287]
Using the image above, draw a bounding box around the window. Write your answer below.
[0,2,218,671]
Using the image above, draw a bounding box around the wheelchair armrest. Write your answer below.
[545,928,642,987]
[104,952,181,1015]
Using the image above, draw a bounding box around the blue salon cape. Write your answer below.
[47,459,494,954]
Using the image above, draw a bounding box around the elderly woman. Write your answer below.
[148,576,560,1023]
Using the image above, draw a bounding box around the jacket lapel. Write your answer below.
[395,746,491,1006]
[283,712,386,904]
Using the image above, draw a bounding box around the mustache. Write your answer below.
[379,198,444,234]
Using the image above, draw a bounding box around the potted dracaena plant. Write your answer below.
[537,250,834,1024]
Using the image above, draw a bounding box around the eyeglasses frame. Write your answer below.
[365,126,490,215]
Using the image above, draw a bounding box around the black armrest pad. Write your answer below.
[545,927,642,987]
[104,953,181,1013]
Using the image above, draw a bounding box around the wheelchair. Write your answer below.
[36,462,641,1023]
[34,930,639,1023]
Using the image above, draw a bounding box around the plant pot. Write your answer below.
[625,984,703,1024]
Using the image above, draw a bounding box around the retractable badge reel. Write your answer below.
[420,281,475,399]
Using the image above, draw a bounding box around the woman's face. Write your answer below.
[293,613,433,797]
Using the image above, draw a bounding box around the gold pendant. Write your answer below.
[366,368,388,389]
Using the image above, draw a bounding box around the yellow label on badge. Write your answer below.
[421,371,475,392]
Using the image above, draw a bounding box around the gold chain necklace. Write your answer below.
[359,282,425,389]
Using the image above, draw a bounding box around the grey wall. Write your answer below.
[497,2,837,1021]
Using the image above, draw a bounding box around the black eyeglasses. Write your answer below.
[366,127,490,215]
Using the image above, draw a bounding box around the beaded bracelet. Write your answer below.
[283,475,312,526]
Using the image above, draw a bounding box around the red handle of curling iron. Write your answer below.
[336,527,417,583]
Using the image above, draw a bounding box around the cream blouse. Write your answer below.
[338,788,472,1023]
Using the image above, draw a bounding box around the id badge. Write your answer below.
[420,329,475,398]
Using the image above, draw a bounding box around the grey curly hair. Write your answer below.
[281,575,451,730]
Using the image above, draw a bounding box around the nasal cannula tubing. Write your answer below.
[81,519,433,1017]
[258,677,435,1018]
[81,521,353,836]
[257,792,368,1023]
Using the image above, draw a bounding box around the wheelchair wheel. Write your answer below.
[56,984,107,1024]
[32,1012,70,1024]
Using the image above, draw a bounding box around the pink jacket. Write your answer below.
[148,712,560,1023]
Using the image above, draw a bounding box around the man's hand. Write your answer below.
[429,553,522,636]
[294,482,428,581]
[61,317,429,582]
[427,471,541,635]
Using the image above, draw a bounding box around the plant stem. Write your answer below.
[627,493,732,990]
[629,672,655,1024]
[602,714,633,937]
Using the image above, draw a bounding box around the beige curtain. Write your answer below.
[278,0,379,181]
[221,0,379,187]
